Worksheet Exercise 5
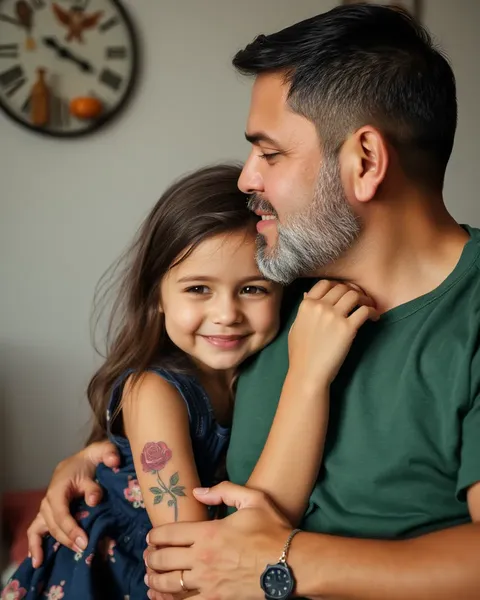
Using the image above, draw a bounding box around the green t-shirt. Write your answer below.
[227,225,480,539]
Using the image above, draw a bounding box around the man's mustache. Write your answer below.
[247,194,278,218]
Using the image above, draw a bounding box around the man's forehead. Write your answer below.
[246,73,319,149]
[246,73,290,133]
[251,73,289,109]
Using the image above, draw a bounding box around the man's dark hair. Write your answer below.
[233,3,457,189]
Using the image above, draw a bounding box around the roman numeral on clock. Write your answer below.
[106,46,127,59]
[99,16,119,32]
[21,93,31,114]
[0,43,18,58]
[99,68,123,91]
[0,64,26,97]
[0,14,20,26]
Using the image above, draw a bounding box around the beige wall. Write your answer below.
[1,0,479,490]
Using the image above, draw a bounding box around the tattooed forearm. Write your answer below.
[140,441,186,521]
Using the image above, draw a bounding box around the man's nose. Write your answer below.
[238,156,264,195]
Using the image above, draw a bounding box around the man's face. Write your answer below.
[239,73,360,284]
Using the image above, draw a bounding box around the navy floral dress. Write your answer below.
[3,368,230,600]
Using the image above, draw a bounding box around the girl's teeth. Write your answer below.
[261,215,276,220]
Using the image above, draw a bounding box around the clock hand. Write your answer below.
[42,36,94,73]
[42,36,93,72]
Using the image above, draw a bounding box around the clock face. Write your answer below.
[0,0,137,137]
[261,563,294,599]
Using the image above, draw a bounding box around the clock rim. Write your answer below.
[0,0,139,138]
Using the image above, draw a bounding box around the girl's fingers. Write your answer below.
[304,280,336,300]
[27,513,47,568]
[348,305,380,329]
[335,289,374,316]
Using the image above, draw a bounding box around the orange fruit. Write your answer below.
[69,97,103,120]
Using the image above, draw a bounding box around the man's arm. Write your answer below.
[145,482,480,600]
[291,485,480,600]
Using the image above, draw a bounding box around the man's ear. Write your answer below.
[343,126,389,203]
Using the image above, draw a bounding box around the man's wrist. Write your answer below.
[260,529,302,600]
[288,532,327,599]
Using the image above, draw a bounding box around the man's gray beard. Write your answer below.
[255,158,361,284]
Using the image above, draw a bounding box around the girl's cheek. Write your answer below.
[165,305,204,333]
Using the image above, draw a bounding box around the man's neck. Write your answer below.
[316,195,470,314]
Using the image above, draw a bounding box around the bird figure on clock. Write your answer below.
[52,0,103,44]
[0,0,138,137]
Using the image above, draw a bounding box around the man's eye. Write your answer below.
[186,286,209,294]
[241,286,268,295]
[259,152,280,163]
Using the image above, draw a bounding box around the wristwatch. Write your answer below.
[259,528,301,599]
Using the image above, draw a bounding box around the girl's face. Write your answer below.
[160,228,283,373]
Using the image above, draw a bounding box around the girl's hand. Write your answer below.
[288,280,379,390]
[29,441,120,565]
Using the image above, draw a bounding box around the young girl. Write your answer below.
[3,164,376,600]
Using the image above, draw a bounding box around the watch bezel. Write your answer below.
[260,561,295,600]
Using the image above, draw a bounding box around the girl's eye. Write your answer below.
[259,152,280,163]
[241,286,268,295]
[186,286,210,294]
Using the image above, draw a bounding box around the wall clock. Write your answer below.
[0,0,138,137]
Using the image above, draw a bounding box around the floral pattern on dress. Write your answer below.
[74,510,90,521]
[1,580,27,600]
[44,582,65,600]
[123,478,144,508]
[108,539,116,563]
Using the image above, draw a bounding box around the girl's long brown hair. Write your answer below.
[86,164,257,444]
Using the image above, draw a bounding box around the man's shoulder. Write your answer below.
[455,225,480,300]
[470,227,480,279]
[464,224,480,264]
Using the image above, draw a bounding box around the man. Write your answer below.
[28,4,480,599]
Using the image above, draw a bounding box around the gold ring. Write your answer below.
[180,570,188,593]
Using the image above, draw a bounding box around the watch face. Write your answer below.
[0,0,137,137]
[260,563,294,599]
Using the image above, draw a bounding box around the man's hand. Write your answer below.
[146,482,480,600]
[28,441,120,567]
[145,482,293,600]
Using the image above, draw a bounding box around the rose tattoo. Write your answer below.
[140,441,186,521]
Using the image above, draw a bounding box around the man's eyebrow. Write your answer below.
[245,131,281,147]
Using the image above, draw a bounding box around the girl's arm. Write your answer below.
[247,281,378,526]
[122,372,208,526]
[246,374,329,527]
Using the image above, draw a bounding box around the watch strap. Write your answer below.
[279,528,301,564]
